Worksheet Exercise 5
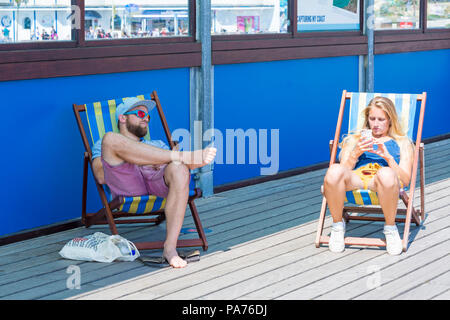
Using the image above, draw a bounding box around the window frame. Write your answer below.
[212,0,368,64]
[424,0,450,33]
[78,0,197,47]
[0,0,198,49]
[0,0,201,81]
[0,0,448,82]
[374,0,450,54]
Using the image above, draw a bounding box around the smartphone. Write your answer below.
[360,129,374,150]
[360,129,373,140]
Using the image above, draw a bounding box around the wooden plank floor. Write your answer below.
[0,138,449,300]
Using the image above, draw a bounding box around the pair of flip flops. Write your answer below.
[138,249,201,267]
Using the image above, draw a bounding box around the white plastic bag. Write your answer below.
[59,232,140,263]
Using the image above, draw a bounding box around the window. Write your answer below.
[374,0,420,30]
[211,0,289,35]
[0,1,448,82]
[24,17,31,29]
[297,0,360,32]
[0,0,73,43]
[427,0,450,29]
[84,0,190,40]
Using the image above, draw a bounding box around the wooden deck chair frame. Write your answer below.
[315,90,427,252]
[73,91,208,251]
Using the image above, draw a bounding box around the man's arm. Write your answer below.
[92,157,105,185]
[91,138,105,184]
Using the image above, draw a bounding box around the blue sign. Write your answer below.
[125,3,140,13]
[1,15,11,27]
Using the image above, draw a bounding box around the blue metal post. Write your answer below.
[359,0,375,93]
[190,0,214,197]
[366,0,374,92]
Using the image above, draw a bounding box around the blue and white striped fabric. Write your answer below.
[348,92,418,139]
[345,189,379,206]
[345,92,418,205]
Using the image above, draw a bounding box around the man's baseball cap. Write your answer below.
[116,97,156,121]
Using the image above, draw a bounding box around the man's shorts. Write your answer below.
[101,158,170,199]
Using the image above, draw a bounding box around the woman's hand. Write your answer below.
[369,139,393,161]
[352,135,374,158]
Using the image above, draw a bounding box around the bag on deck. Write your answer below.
[59,232,140,263]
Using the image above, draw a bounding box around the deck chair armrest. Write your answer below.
[109,197,123,210]
[190,187,202,199]
[329,140,340,162]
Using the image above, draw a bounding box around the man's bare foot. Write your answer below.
[174,147,217,170]
[163,248,187,268]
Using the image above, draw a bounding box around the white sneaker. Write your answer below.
[383,225,403,255]
[329,220,346,253]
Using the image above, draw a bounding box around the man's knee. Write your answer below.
[375,167,398,190]
[165,162,190,188]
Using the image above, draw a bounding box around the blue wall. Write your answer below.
[0,68,190,236]
[213,50,450,186]
[1,49,449,236]
[375,49,450,140]
[213,56,359,186]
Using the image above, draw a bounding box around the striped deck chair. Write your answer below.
[315,90,427,252]
[73,91,208,251]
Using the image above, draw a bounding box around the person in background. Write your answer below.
[51,27,58,40]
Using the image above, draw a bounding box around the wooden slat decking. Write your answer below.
[0,138,449,300]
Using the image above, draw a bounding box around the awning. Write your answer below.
[138,10,188,18]
[85,10,101,19]
[142,10,188,15]
[125,4,140,13]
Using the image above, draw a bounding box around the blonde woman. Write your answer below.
[323,96,414,255]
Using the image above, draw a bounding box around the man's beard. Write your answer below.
[126,121,148,138]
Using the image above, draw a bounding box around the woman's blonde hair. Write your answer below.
[339,96,414,161]
[362,96,405,139]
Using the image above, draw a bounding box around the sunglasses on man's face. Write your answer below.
[124,110,150,121]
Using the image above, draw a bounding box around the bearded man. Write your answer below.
[91,97,216,268]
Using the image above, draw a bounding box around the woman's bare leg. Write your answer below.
[323,164,364,252]
[368,167,402,255]
[368,167,400,225]
[323,164,364,223]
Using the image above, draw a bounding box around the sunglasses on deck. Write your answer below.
[124,110,150,121]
